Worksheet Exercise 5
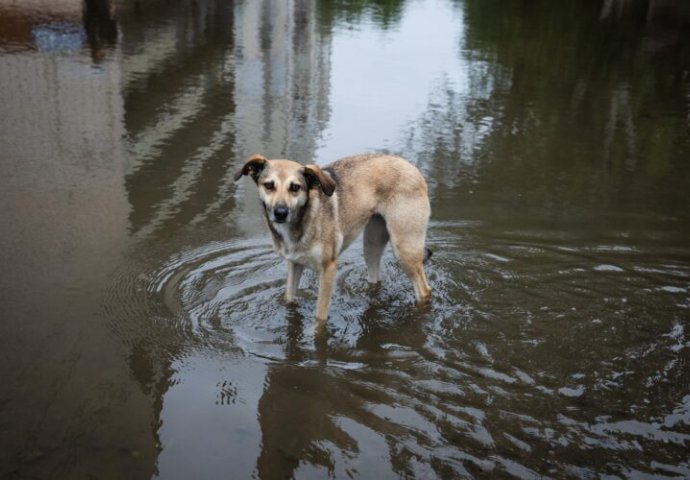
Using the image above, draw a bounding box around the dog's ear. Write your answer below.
[303,164,336,197]
[234,154,267,182]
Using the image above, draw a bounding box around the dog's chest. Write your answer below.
[277,241,322,269]
[272,225,322,269]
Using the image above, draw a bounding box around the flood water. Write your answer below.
[1,0,690,478]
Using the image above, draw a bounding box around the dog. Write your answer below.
[234,153,432,321]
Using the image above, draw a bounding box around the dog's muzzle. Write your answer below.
[273,205,289,223]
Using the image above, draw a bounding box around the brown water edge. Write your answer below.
[1,0,689,478]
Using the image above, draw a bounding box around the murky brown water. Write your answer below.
[1,0,690,478]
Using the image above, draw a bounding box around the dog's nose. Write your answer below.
[273,205,289,223]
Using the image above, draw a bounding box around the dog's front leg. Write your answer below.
[315,261,336,322]
[286,261,304,303]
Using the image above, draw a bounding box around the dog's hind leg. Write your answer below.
[384,201,432,303]
[286,261,304,303]
[363,214,389,283]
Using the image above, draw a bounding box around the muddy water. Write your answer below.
[1,0,690,478]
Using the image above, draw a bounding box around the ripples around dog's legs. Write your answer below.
[107,222,690,478]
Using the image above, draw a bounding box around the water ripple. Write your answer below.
[106,222,690,478]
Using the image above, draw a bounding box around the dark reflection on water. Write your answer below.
[1,0,689,479]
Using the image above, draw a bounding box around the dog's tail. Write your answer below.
[423,247,433,263]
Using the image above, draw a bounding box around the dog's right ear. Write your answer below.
[234,154,267,182]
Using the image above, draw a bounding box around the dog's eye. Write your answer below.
[263,181,275,191]
[289,183,301,193]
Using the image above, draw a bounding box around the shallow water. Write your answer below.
[1,0,690,478]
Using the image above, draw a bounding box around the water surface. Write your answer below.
[1,0,689,478]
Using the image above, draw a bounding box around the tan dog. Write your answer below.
[234,153,432,321]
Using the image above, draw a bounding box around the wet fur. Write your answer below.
[235,153,432,322]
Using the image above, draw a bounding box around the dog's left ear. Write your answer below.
[234,154,267,182]
[303,164,336,197]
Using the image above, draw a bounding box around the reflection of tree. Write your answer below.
[317,0,407,30]
[119,0,413,239]
[603,86,637,170]
[405,0,690,220]
[121,0,335,238]
[83,0,118,62]
[120,0,236,237]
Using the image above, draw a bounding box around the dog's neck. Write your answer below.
[269,221,297,248]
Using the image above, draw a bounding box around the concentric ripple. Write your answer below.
[141,234,464,365]
[108,221,690,478]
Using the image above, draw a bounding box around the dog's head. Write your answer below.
[234,154,336,225]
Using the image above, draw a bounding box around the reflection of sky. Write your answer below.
[32,24,85,53]
[155,356,266,480]
[316,0,467,162]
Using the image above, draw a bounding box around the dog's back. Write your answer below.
[323,154,430,251]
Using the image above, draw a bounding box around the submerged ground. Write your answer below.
[1,0,689,478]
